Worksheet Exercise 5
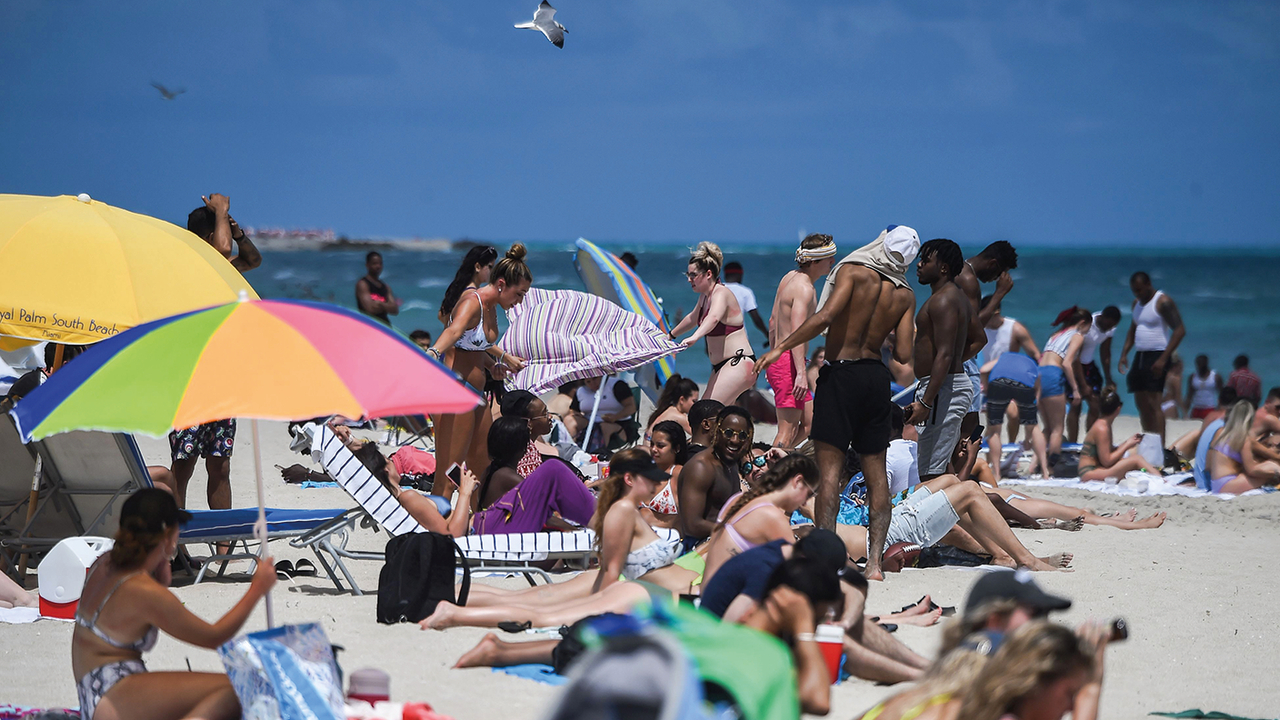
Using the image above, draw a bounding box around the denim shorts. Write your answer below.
[1038,365,1066,398]
[885,487,960,549]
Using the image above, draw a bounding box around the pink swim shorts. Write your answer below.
[766,349,812,409]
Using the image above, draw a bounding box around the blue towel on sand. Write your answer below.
[300,480,339,489]
[492,664,568,686]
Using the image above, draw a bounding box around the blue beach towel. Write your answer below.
[492,663,569,686]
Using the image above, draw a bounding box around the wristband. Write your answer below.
[919,399,933,411]
[793,632,816,643]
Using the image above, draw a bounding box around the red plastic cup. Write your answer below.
[815,623,844,684]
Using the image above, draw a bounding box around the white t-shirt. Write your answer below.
[1079,312,1116,365]
[724,282,757,314]
[574,377,634,421]
[885,438,919,495]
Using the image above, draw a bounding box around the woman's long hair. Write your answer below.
[588,447,653,543]
[651,420,689,467]
[648,374,699,429]
[718,453,817,526]
[956,621,1094,720]
[439,245,498,322]
[1219,399,1256,454]
[939,597,1020,655]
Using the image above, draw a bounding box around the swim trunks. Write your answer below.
[810,359,892,455]
[914,373,975,476]
[1127,351,1168,394]
[986,378,1038,427]
[963,357,983,414]
[1080,362,1104,396]
[765,349,812,409]
[169,419,236,460]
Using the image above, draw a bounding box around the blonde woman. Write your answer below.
[669,242,758,404]
[1208,400,1280,494]
[427,244,531,496]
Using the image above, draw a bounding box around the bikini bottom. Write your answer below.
[712,348,757,374]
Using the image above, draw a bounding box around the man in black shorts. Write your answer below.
[756,225,919,581]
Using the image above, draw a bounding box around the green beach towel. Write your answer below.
[1150,711,1277,720]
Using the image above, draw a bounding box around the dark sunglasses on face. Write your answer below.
[740,455,768,474]
[720,427,750,441]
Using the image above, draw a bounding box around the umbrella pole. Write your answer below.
[15,455,43,580]
[581,376,608,455]
[250,418,274,628]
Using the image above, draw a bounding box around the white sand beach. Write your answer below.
[4,416,1279,717]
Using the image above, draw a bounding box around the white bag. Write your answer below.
[1137,433,1164,468]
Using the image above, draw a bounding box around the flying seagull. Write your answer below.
[150,81,185,100]
[515,1,566,48]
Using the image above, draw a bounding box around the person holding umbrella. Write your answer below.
[72,488,276,720]
[669,242,758,405]
[427,244,531,497]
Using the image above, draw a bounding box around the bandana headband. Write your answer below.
[796,243,837,264]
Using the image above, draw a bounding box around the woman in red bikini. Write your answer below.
[669,241,758,404]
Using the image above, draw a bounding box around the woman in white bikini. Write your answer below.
[427,244,531,496]
[71,489,275,720]
[421,449,700,630]
[669,242,758,405]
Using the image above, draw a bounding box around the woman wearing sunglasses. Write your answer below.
[701,454,821,586]
[667,242,758,405]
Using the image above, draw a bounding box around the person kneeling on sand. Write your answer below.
[454,556,844,718]
[71,489,276,720]
[420,449,700,631]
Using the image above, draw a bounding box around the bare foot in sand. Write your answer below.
[455,632,501,668]
[1039,516,1085,531]
[894,595,933,616]
[889,607,944,627]
[1134,511,1167,529]
[420,602,458,631]
[1029,552,1074,571]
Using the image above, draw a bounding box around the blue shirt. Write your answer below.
[699,540,788,618]
[990,352,1038,387]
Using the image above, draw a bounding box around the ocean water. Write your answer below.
[254,243,1280,410]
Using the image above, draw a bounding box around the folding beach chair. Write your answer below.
[381,415,434,450]
[293,423,679,594]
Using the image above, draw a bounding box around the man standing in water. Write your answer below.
[356,251,400,326]
[905,239,984,483]
[756,225,919,581]
[1118,272,1185,442]
[765,234,838,449]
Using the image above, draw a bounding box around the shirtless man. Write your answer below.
[905,239,985,483]
[1118,271,1185,442]
[765,234,838,449]
[756,225,919,581]
[954,241,1018,423]
[677,406,753,548]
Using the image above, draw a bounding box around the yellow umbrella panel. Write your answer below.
[0,194,257,345]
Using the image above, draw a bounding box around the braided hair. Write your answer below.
[718,453,817,528]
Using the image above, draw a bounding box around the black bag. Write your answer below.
[376,532,470,624]
[917,545,993,568]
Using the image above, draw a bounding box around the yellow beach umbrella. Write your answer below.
[0,193,258,345]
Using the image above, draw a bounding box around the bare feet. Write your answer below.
[865,567,885,582]
[1038,516,1085,532]
[895,595,933,616]
[1030,552,1074,571]
[888,607,944,627]
[419,602,458,631]
[1121,507,1138,522]
[455,632,501,668]
[1133,511,1167,529]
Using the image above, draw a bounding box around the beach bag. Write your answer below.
[376,532,470,624]
[218,622,344,720]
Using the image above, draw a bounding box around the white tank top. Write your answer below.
[983,318,1015,366]
[1044,328,1077,360]
[1133,291,1169,352]
[1190,370,1218,409]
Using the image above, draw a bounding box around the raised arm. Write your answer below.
[755,265,853,374]
[977,272,1013,326]
[227,216,262,272]
[146,559,275,649]
[201,194,234,258]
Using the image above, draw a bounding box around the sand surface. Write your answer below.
[5,416,1279,717]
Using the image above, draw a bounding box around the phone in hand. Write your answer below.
[446,464,462,485]
[969,424,985,443]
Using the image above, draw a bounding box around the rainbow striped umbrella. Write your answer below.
[573,238,675,387]
[12,297,481,442]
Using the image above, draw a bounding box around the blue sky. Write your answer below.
[3,1,1278,246]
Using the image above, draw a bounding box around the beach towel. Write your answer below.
[1001,472,1273,499]
[0,607,40,624]
[491,664,570,686]
[0,706,78,720]
[817,225,920,310]
[1150,711,1276,720]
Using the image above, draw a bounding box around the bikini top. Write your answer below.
[452,289,496,351]
[1212,442,1243,464]
[717,493,775,553]
[861,692,954,720]
[622,536,679,580]
[75,565,158,653]
[646,483,679,516]
[698,290,744,337]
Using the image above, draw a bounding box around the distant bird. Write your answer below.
[150,81,185,100]
[515,1,566,49]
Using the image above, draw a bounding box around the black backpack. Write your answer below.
[376,532,471,624]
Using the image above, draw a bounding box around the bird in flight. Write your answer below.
[150,81,185,100]
[515,1,566,48]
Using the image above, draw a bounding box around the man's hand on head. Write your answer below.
[202,193,230,216]
[996,271,1014,296]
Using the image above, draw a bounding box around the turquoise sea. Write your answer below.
[254,243,1280,410]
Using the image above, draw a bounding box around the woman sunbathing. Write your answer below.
[1077,390,1161,480]
[1208,400,1280,494]
[701,454,818,585]
[71,489,275,720]
[966,456,1166,531]
[421,449,700,631]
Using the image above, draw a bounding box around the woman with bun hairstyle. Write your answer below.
[668,242,758,404]
[645,374,700,435]
[428,243,532,497]
[71,488,276,720]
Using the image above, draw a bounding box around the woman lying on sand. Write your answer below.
[421,449,700,631]
[1209,400,1280,494]
[1077,390,1162,480]
[71,489,275,720]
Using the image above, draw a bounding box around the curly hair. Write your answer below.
[919,238,965,280]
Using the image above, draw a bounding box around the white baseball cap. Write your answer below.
[883,225,920,266]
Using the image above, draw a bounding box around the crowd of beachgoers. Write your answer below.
[4,202,1279,720]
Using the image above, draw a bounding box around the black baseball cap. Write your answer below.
[964,569,1071,617]
[794,529,847,573]
[609,453,670,482]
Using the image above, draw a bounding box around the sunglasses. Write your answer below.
[720,427,750,441]
[685,270,705,279]
[740,455,768,475]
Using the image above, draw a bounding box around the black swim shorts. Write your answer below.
[1126,351,1168,394]
[986,378,1038,427]
[810,359,892,455]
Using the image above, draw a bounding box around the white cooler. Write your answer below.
[38,536,113,619]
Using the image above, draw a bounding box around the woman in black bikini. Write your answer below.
[669,242,758,404]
